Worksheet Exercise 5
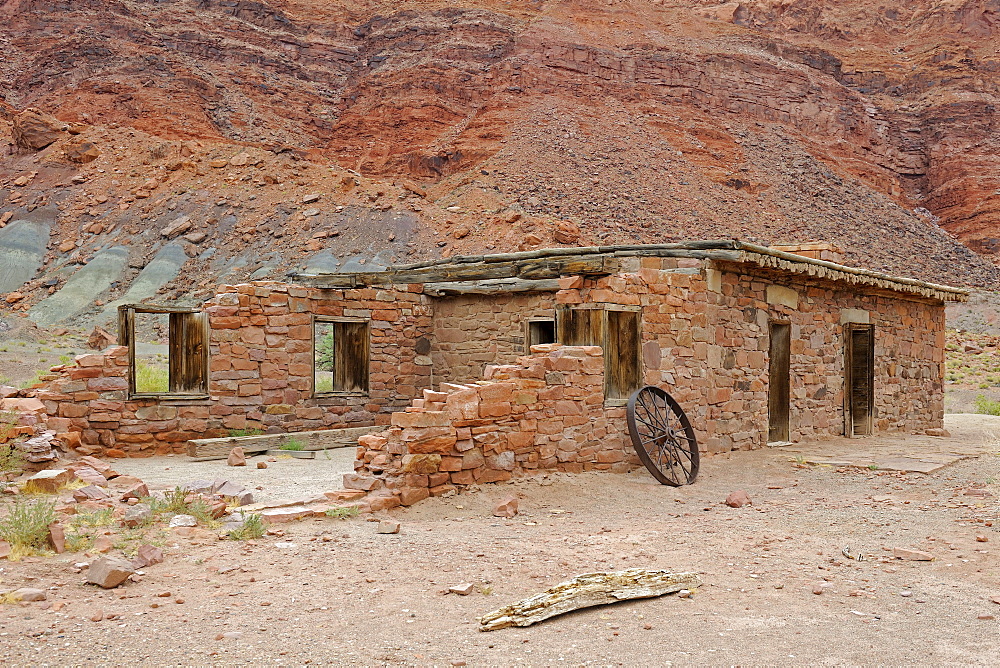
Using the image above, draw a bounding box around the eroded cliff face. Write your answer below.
[0,0,997,322]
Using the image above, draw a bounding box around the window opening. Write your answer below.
[526,319,556,348]
[314,318,369,395]
[118,305,208,398]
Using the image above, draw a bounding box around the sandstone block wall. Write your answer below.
[203,281,433,432]
[555,255,945,453]
[35,281,436,456]
[30,256,947,460]
[431,292,556,385]
[349,344,634,507]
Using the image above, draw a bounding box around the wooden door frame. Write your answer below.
[844,323,875,437]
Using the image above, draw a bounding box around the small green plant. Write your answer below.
[146,487,218,527]
[18,370,45,389]
[58,354,73,364]
[314,374,334,393]
[227,428,265,437]
[71,507,116,528]
[228,513,266,540]
[0,498,56,559]
[279,438,305,451]
[868,464,880,471]
[135,360,169,393]
[325,506,360,520]
[0,447,25,475]
[64,529,95,553]
[974,395,1000,416]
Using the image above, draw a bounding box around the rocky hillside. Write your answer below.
[0,0,998,327]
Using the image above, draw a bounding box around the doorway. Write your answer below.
[845,324,875,436]
[768,322,791,442]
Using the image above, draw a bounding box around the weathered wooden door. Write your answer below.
[845,324,875,437]
[768,322,791,442]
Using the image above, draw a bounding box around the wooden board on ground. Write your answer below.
[478,568,702,631]
[186,425,382,459]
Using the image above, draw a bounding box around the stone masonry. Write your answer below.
[24,243,955,463]
[348,344,634,509]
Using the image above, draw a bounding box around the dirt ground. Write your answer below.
[2,416,1000,664]
[110,448,358,505]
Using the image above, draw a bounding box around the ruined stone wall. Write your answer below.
[349,345,634,509]
[560,256,946,453]
[430,292,556,385]
[204,281,433,433]
[36,281,435,457]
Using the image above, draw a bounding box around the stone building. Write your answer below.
[33,242,965,488]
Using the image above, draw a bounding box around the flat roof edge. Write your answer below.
[289,240,969,302]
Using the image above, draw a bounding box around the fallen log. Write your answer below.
[478,568,701,631]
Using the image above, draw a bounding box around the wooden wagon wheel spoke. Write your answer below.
[627,386,700,486]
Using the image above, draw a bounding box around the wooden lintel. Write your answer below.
[423,278,561,296]
[298,254,616,288]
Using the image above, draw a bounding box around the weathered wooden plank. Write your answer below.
[479,569,702,631]
[186,425,381,459]
[423,278,561,296]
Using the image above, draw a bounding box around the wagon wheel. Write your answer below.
[627,385,699,486]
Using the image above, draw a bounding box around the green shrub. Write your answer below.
[974,395,1000,416]
[0,498,56,558]
[135,360,169,393]
[227,428,264,437]
[70,508,115,528]
[325,506,360,520]
[314,374,334,393]
[279,438,305,451]
[228,513,265,540]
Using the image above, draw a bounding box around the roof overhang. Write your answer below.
[289,241,969,303]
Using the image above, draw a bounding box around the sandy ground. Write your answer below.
[110,448,357,505]
[2,416,1000,665]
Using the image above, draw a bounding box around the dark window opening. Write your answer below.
[119,305,208,398]
[845,324,875,437]
[314,319,369,395]
[526,319,556,348]
[768,322,791,442]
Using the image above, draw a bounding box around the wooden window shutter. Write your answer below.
[556,306,605,346]
[333,321,369,393]
[605,309,642,400]
[168,312,208,394]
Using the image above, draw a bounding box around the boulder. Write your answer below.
[48,523,66,553]
[132,544,164,568]
[87,327,117,350]
[227,447,246,467]
[66,141,100,163]
[122,503,151,528]
[492,496,519,518]
[160,216,192,239]
[13,587,47,602]
[24,469,72,494]
[377,520,401,534]
[725,490,752,508]
[13,108,64,151]
[86,556,135,588]
[553,221,581,244]
[72,485,110,502]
